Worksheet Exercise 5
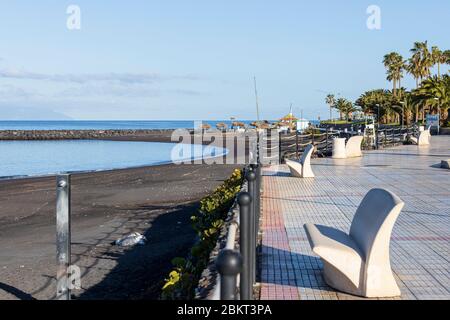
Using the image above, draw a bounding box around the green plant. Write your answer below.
[161,169,243,299]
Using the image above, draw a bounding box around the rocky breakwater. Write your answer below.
[0,129,178,140]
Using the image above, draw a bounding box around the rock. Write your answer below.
[441,160,450,170]
[115,232,147,247]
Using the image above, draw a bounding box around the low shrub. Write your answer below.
[161,169,243,299]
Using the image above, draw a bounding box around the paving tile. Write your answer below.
[259,137,450,300]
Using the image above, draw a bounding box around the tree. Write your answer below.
[444,50,450,72]
[406,42,433,121]
[355,89,402,124]
[335,98,357,121]
[409,41,433,81]
[431,46,449,78]
[325,94,336,120]
[412,75,450,125]
[383,52,405,97]
[407,54,422,89]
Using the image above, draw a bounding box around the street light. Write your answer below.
[400,101,406,128]
[375,103,381,150]
[434,97,440,135]
[375,104,381,128]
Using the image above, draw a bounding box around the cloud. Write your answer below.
[0,68,200,84]
[57,83,162,98]
[0,84,41,100]
[55,83,203,98]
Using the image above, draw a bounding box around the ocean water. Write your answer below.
[0,120,318,130]
[0,120,258,130]
[0,140,227,179]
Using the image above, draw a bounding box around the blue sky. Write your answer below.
[0,1,449,120]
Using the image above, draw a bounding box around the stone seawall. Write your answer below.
[0,129,179,140]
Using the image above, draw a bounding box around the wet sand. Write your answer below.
[0,132,242,300]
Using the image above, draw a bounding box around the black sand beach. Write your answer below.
[0,132,242,300]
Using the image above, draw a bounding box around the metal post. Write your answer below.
[384,128,387,148]
[238,192,252,300]
[375,125,379,150]
[278,132,282,164]
[255,165,261,235]
[255,165,261,283]
[295,130,299,159]
[216,250,242,300]
[56,174,71,300]
[246,170,257,286]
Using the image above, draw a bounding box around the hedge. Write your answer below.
[160,169,243,299]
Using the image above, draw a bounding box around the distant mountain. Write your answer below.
[0,106,72,120]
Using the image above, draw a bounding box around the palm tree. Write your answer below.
[444,50,450,72]
[407,42,433,121]
[325,94,336,121]
[407,54,422,89]
[410,41,433,80]
[383,52,405,97]
[431,46,449,78]
[412,75,450,125]
[335,98,357,121]
[355,89,400,124]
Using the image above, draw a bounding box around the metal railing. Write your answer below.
[279,129,341,162]
[375,125,417,149]
[279,125,419,162]
[215,164,262,300]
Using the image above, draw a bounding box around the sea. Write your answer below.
[0,120,319,179]
[0,120,259,130]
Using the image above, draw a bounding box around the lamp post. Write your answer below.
[400,101,405,128]
[434,97,440,135]
[376,104,381,128]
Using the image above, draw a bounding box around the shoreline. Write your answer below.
[0,161,241,300]
[0,129,179,141]
[0,130,242,300]
[0,130,233,181]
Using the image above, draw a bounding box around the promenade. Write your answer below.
[260,136,450,300]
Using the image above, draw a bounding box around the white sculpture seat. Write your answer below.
[304,188,405,298]
[410,130,430,146]
[331,138,347,159]
[345,136,364,158]
[332,136,363,159]
[285,144,315,178]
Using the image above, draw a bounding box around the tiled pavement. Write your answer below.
[259,136,450,300]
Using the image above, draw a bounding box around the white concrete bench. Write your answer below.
[410,130,431,146]
[304,188,405,298]
[345,136,364,158]
[332,136,363,159]
[331,138,347,159]
[285,144,315,178]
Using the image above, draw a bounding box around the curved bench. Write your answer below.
[345,136,364,158]
[304,188,404,298]
[410,130,431,146]
[332,138,347,159]
[285,144,315,178]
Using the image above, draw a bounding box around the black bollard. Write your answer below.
[238,192,252,300]
[254,164,261,283]
[216,249,243,300]
[246,170,257,285]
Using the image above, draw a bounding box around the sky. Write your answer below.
[0,0,449,120]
